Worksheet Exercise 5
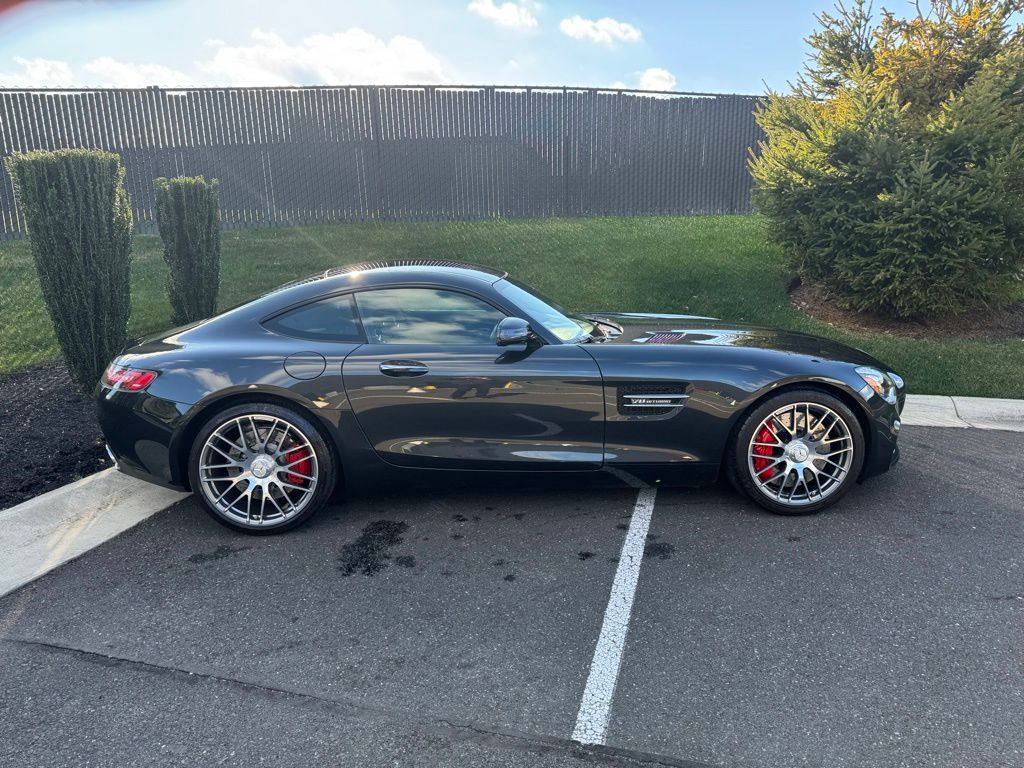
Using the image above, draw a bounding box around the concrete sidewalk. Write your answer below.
[901,394,1024,431]
[0,469,188,597]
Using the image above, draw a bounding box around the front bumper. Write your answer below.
[859,394,902,480]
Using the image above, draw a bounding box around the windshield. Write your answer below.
[494,278,594,342]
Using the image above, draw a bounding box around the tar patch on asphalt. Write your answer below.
[643,541,675,560]
[578,551,595,561]
[187,544,252,564]
[338,520,409,576]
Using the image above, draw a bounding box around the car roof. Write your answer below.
[268,260,508,296]
[178,260,513,340]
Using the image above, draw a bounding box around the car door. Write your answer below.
[341,286,605,470]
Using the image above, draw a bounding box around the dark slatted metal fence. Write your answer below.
[0,85,762,237]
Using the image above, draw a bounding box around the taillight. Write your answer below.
[102,364,157,392]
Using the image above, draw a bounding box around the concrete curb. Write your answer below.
[0,468,189,598]
[902,394,1024,432]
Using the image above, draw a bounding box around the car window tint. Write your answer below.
[355,288,505,345]
[264,294,362,341]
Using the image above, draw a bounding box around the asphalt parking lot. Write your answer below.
[1,425,1022,768]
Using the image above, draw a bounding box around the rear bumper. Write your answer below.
[96,388,189,490]
[108,448,187,491]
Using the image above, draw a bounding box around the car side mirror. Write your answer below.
[495,317,535,347]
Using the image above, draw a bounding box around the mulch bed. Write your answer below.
[0,361,110,511]
[791,281,1024,341]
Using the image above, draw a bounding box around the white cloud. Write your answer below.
[202,28,450,86]
[0,55,191,88]
[467,0,538,30]
[0,28,450,89]
[608,69,678,93]
[84,57,193,88]
[0,57,73,87]
[559,15,641,45]
[637,67,676,91]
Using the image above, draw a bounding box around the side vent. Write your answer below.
[617,383,690,416]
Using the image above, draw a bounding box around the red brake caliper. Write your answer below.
[752,426,777,479]
[284,448,312,485]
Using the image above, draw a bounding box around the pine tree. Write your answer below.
[751,0,1024,318]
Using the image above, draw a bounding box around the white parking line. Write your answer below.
[572,487,657,745]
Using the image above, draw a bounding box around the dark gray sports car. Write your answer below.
[97,261,905,533]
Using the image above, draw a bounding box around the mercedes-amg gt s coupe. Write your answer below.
[97,261,905,533]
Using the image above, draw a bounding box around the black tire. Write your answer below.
[727,389,865,516]
[188,402,337,534]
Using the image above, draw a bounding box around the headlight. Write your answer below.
[889,371,905,391]
[855,366,897,404]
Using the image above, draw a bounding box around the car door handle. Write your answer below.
[379,360,429,377]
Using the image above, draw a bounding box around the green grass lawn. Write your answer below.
[2,215,1022,398]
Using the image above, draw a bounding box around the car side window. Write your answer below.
[355,288,505,345]
[263,294,363,342]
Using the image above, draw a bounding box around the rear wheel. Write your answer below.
[728,390,864,515]
[188,403,336,534]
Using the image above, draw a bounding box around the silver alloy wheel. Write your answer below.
[198,413,318,527]
[747,402,854,507]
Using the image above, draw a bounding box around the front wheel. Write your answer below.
[728,390,865,515]
[188,403,336,534]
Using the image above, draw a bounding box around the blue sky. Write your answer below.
[0,0,836,94]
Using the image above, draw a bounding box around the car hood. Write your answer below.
[584,312,886,367]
